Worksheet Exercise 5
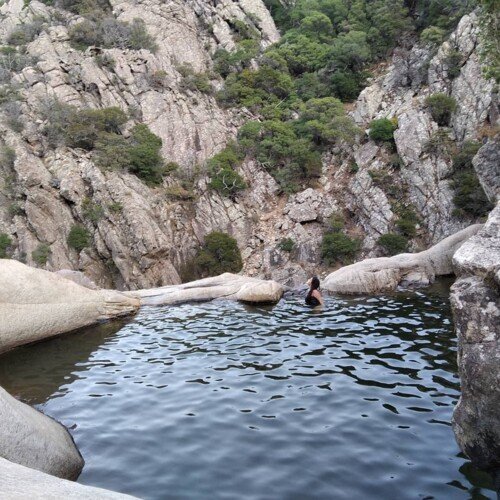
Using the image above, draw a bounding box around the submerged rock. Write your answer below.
[0,386,83,480]
[451,203,500,476]
[322,225,481,294]
[0,457,137,499]
[0,259,140,354]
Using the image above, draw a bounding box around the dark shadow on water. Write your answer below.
[0,319,128,405]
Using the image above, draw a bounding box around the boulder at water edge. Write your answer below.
[125,273,284,305]
[0,457,137,499]
[322,225,482,294]
[0,259,140,354]
[451,203,500,476]
[0,385,83,479]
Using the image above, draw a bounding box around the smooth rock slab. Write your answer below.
[323,225,482,294]
[0,457,137,499]
[0,386,83,480]
[125,273,284,306]
[0,259,140,354]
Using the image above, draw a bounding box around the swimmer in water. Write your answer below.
[305,276,324,307]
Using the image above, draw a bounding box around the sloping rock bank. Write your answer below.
[451,203,500,483]
[0,385,83,479]
[0,259,140,354]
[322,225,481,294]
[0,457,137,499]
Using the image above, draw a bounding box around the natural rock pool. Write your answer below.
[0,282,495,499]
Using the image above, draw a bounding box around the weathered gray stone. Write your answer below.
[0,457,137,499]
[125,272,283,305]
[0,259,140,354]
[451,203,500,475]
[0,386,83,480]
[473,137,500,204]
[323,225,481,294]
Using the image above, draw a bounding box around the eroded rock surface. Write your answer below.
[451,203,500,475]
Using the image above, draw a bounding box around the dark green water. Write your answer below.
[0,284,495,499]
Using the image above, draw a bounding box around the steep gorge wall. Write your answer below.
[0,2,497,289]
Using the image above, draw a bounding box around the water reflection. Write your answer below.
[0,283,495,500]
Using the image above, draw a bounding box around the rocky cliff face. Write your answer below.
[0,2,497,289]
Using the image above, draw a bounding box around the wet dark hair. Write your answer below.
[306,276,320,303]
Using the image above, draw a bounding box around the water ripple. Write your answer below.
[0,283,495,500]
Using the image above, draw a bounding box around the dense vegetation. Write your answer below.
[451,141,493,217]
[208,0,476,196]
[43,103,166,185]
[321,213,360,265]
[0,233,12,258]
[181,231,243,282]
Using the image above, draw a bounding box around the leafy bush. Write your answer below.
[0,145,16,169]
[67,225,90,252]
[128,124,165,185]
[420,25,445,45]
[445,49,462,79]
[165,185,195,200]
[321,232,360,265]
[69,18,157,52]
[32,243,51,265]
[177,64,213,94]
[82,197,105,223]
[7,18,45,46]
[278,237,295,252]
[325,212,345,233]
[378,233,408,255]
[394,205,419,238]
[425,93,457,126]
[452,171,493,217]
[369,118,397,142]
[452,140,481,171]
[208,143,246,197]
[108,201,123,213]
[94,132,130,170]
[184,231,243,281]
[0,233,12,258]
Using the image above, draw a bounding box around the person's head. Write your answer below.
[309,276,320,291]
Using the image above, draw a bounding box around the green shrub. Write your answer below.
[369,118,397,142]
[128,124,165,185]
[0,145,16,169]
[452,171,493,217]
[278,237,295,252]
[452,141,481,171]
[94,132,130,170]
[378,233,408,255]
[393,204,419,238]
[94,52,115,70]
[67,225,91,252]
[82,197,105,223]
[0,233,12,258]
[208,143,246,197]
[7,18,45,46]
[445,49,462,79]
[177,64,213,94]
[185,231,243,280]
[420,26,446,45]
[165,185,195,200]
[321,232,360,265]
[325,212,345,233]
[108,201,123,213]
[69,18,157,52]
[425,93,457,126]
[32,243,51,265]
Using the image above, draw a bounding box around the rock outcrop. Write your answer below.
[0,457,137,499]
[0,385,84,479]
[126,272,284,305]
[323,225,481,294]
[0,259,140,354]
[0,3,495,288]
[451,203,500,477]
